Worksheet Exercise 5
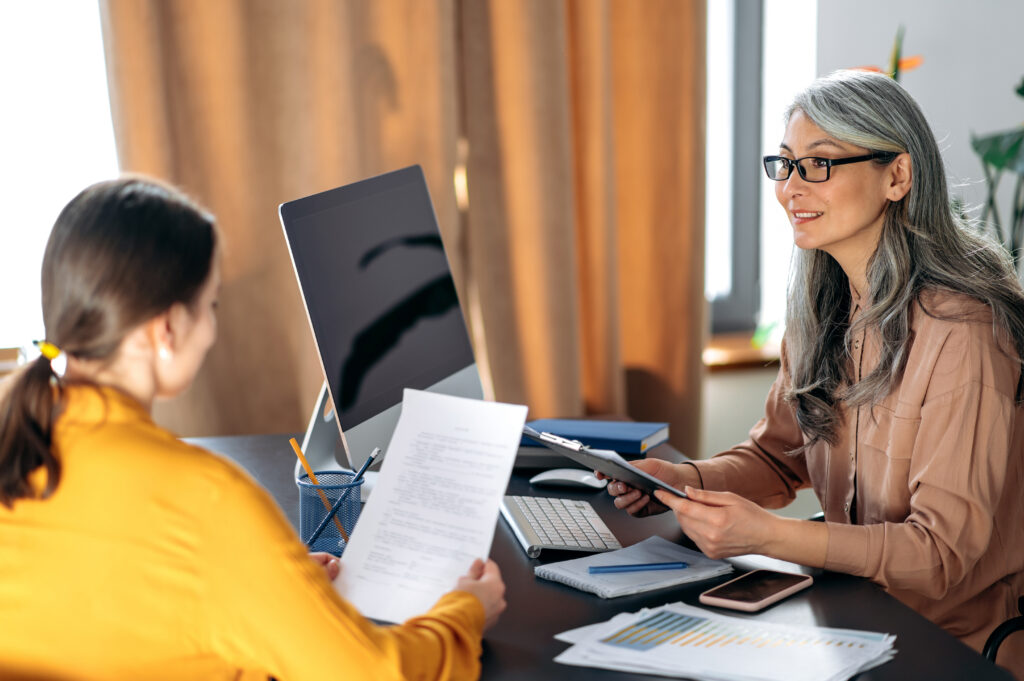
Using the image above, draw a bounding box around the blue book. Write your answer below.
[520,419,669,456]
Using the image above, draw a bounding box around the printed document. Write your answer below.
[554,602,896,681]
[336,389,527,623]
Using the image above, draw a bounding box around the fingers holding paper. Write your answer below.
[653,487,777,560]
[455,558,507,631]
[309,551,341,581]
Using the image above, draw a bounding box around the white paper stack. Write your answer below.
[555,602,896,681]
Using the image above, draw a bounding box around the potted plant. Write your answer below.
[971,77,1024,268]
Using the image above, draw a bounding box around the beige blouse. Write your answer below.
[693,289,1024,676]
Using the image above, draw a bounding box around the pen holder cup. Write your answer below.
[297,471,364,556]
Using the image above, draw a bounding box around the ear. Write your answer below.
[143,303,190,357]
[885,152,912,202]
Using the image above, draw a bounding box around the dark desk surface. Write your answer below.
[188,434,1013,681]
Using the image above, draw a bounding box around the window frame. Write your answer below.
[710,0,763,334]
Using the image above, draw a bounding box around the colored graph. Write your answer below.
[601,611,873,652]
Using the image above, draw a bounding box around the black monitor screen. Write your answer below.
[281,166,475,431]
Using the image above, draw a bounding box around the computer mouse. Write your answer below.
[529,468,608,490]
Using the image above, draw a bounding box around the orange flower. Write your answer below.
[896,55,923,70]
[849,26,923,82]
[850,57,923,76]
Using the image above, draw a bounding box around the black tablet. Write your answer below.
[522,426,687,499]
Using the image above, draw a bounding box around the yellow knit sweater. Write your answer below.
[0,385,484,681]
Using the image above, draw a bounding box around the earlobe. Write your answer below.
[144,311,175,360]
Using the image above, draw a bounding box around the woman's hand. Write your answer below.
[309,552,341,581]
[601,459,700,517]
[653,486,778,559]
[454,559,506,631]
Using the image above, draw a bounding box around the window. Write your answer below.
[758,0,817,335]
[0,2,118,349]
[705,0,817,338]
[705,0,762,334]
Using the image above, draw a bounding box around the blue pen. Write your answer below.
[588,561,688,575]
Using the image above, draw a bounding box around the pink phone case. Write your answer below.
[698,570,813,612]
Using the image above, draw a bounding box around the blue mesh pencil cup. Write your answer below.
[297,471,364,555]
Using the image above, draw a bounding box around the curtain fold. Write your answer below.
[462,0,707,455]
[610,1,708,455]
[100,0,706,457]
[459,0,584,417]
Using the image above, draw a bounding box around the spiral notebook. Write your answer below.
[535,536,732,598]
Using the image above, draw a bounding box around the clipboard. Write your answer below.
[522,426,687,499]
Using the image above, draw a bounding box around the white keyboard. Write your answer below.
[500,495,622,558]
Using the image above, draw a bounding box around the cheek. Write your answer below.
[196,315,216,355]
[774,182,786,207]
[205,318,217,349]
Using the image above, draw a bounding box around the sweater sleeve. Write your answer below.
[198,468,486,681]
[692,343,812,509]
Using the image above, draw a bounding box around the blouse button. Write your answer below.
[843,502,850,513]
[850,452,855,463]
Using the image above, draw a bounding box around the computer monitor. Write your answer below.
[279,166,483,472]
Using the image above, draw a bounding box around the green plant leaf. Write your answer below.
[1016,76,1024,99]
[971,128,1024,174]
[888,25,905,81]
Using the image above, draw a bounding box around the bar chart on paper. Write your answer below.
[555,603,897,681]
[601,610,884,652]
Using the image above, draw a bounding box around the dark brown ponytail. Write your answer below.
[0,358,64,505]
[0,177,217,508]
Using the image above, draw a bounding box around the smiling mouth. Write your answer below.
[793,212,823,219]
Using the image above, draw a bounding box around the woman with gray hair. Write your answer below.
[608,70,1024,676]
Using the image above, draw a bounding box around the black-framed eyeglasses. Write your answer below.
[762,151,897,183]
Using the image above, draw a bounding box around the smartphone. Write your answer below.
[698,569,813,612]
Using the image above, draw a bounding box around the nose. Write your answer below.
[776,170,808,204]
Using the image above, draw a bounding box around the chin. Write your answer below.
[791,232,821,251]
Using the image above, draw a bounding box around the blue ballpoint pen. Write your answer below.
[306,447,382,547]
[588,561,688,575]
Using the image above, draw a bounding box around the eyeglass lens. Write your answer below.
[765,157,830,182]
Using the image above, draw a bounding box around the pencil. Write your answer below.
[305,446,381,548]
[290,437,349,542]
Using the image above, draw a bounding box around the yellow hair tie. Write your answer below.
[36,341,62,361]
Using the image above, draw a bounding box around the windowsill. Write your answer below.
[703,332,780,372]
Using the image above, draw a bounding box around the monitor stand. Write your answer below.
[296,365,573,478]
[296,381,345,475]
[294,381,395,475]
[296,364,487,477]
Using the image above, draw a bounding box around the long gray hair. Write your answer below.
[783,70,1024,448]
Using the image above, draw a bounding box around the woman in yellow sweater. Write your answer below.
[0,177,506,681]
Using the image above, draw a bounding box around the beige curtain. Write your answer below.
[100,0,706,457]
